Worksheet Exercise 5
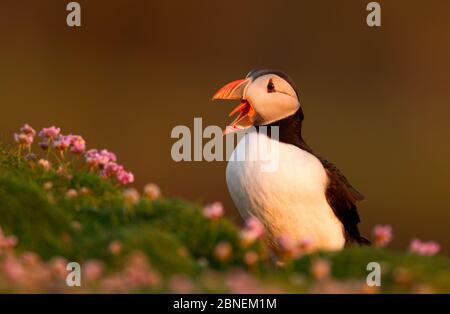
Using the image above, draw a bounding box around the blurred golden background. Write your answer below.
[0,0,449,253]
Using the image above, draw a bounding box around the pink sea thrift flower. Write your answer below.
[21,251,41,266]
[122,252,161,289]
[102,162,124,178]
[214,241,233,262]
[14,124,36,149]
[57,165,68,176]
[409,239,440,256]
[298,237,315,253]
[2,255,26,282]
[83,260,104,282]
[14,133,34,148]
[85,149,101,168]
[20,124,36,137]
[38,159,51,171]
[276,235,314,258]
[69,135,86,154]
[373,224,393,247]
[226,269,264,294]
[49,257,69,279]
[143,183,161,200]
[100,275,127,293]
[244,251,259,266]
[39,126,61,140]
[85,149,98,157]
[203,202,224,220]
[310,258,331,281]
[117,170,134,185]
[85,149,117,168]
[109,241,123,256]
[65,189,78,199]
[123,188,140,204]
[168,274,195,294]
[277,234,296,252]
[245,217,265,238]
[43,181,53,190]
[99,149,117,164]
[0,227,18,251]
[240,217,265,246]
[79,187,91,196]
[86,150,105,167]
[53,135,72,151]
[97,152,112,165]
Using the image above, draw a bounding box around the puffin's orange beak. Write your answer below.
[212,78,255,134]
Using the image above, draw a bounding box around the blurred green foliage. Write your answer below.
[0,147,449,293]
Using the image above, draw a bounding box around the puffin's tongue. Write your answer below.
[228,100,254,129]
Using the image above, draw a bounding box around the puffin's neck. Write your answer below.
[255,108,313,153]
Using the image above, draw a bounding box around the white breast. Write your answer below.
[226,131,345,251]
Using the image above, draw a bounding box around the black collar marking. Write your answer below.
[255,108,310,152]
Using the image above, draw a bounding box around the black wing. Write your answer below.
[319,158,370,245]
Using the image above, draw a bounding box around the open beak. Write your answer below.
[212,78,255,134]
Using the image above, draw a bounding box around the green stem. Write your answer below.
[46,140,52,160]
[17,146,22,164]
[50,151,62,164]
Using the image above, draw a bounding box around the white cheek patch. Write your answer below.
[255,94,300,125]
[246,75,300,125]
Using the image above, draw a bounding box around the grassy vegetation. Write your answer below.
[0,146,449,293]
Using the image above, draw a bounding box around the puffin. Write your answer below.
[212,69,369,252]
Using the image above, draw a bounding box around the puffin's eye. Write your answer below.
[267,79,275,93]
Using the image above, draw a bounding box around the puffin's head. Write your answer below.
[212,69,300,133]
